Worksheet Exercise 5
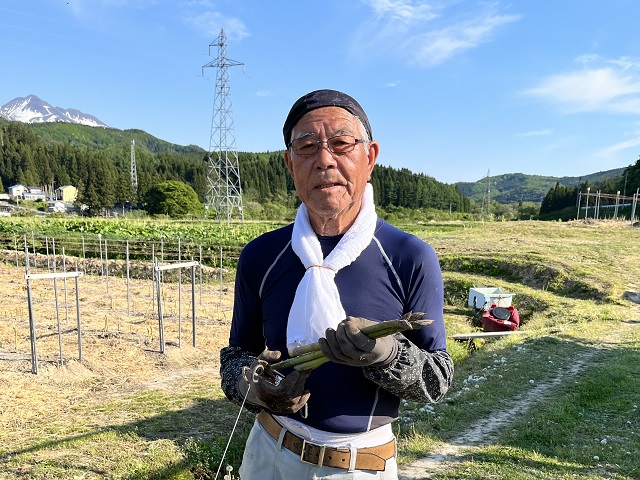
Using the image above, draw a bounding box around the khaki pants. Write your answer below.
[238,418,398,480]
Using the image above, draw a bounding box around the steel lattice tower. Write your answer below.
[130,139,138,190]
[202,29,244,222]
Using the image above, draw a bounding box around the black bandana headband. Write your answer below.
[282,89,372,147]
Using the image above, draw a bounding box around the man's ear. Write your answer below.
[284,150,294,176]
[366,140,379,177]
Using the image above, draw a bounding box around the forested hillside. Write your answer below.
[456,169,627,204]
[0,119,470,215]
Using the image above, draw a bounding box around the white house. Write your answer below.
[8,184,26,199]
[22,187,46,202]
[47,201,66,213]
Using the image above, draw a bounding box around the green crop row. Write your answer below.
[0,217,286,246]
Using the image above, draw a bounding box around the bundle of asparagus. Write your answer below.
[272,312,433,372]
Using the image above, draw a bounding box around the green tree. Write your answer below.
[144,180,203,217]
[621,156,640,194]
[540,182,578,215]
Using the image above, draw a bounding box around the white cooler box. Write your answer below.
[468,287,514,310]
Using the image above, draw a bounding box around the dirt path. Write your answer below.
[398,311,640,480]
[398,348,600,479]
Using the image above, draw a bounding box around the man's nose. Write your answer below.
[315,143,337,167]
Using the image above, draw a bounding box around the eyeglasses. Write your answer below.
[288,134,365,156]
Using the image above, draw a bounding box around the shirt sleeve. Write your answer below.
[362,334,453,403]
[219,345,262,413]
[219,239,267,412]
[361,227,454,402]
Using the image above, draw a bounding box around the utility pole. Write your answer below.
[486,169,491,219]
[480,169,491,221]
[202,29,244,222]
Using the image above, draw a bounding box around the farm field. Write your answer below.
[0,218,638,479]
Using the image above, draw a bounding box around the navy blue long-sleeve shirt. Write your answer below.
[220,218,453,433]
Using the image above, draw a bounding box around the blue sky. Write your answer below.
[2,1,640,184]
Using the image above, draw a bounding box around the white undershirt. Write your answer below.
[273,414,394,448]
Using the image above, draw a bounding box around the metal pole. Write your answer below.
[52,239,63,365]
[62,247,69,325]
[199,244,203,305]
[191,263,197,347]
[46,236,51,274]
[75,261,82,362]
[98,233,103,276]
[160,238,164,283]
[82,235,86,276]
[31,230,37,269]
[14,234,19,269]
[105,239,109,296]
[151,245,156,314]
[25,238,38,375]
[155,258,165,354]
[576,191,581,220]
[126,240,131,316]
[585,188,590,218]
[178,238,182,347]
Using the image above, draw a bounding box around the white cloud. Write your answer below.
[409,11,521,67]
[183,10,249,41]
[352,1,520,67]
[523,56,640,114]
[597,132,640,158]
[517,129,551,137]
[183,0,214,7]
[66,0,156,15]
[362,0,438,22]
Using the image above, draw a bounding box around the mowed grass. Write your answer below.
[0,219,639,479]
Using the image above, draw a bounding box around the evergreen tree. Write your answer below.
[1,119,476,216]
[621,156,640,194]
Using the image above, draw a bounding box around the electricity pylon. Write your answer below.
[130,139,138,191]
[202,29,244,222]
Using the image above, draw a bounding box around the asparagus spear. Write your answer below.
[272,312,433,372]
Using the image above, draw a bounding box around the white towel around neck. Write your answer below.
[286,183,377,355]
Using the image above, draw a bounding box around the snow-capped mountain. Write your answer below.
[0,95,108,128]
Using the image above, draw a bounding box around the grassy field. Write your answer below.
[0,219,638,479]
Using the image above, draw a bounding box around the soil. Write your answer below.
[0,257,235,452]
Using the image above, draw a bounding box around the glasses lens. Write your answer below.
[291,135,359,156]
[292,137,319,156]
[327,135,357,154]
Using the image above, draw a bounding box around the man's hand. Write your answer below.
[319,316,399,367]
[237,349,310,413]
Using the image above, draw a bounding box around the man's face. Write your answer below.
[284,107,379,233]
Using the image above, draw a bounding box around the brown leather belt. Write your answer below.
[256,411,395,471]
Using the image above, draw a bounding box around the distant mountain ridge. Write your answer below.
[0,95,108,128]
[0,95,628,205]
[455,169,626,204]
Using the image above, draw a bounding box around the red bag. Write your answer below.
[482,305,520,332]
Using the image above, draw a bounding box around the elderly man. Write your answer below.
[220,89,453,479]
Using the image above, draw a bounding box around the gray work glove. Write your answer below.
[318,316,399,367]
[237,349,311,414]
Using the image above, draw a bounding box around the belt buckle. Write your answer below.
[300,439,326,467]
